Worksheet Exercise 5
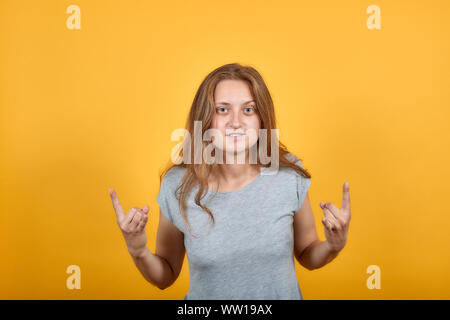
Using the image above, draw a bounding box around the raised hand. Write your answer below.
[320,182,351,253]
[109,188,149,257]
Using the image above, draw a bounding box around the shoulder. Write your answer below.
[260,153,307,188]
[278,153,311,192]
[164,165,186,180]
[160,165,186,191]
[282,154,311,203]
[280,153,306,176]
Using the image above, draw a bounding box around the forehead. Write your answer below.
[214,79,254,102]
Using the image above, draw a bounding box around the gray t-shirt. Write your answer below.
[156,154,311,300]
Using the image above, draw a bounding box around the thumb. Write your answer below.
[142,205,149,215]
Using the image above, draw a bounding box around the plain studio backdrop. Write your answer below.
[0,0,449,299]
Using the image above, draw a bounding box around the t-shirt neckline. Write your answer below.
[206,168,263,197]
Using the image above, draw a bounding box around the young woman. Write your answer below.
[109,63,351,300]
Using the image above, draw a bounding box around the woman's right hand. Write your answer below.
[109,188,149,257]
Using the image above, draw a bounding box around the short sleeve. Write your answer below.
[290,156,311,213]
[156,175,174,224]
[296,171,311,212]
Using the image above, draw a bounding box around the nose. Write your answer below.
[228,109,242,129]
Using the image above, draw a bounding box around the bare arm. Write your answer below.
[297,239,340,270]
[293,192,340,270]
[294,182,351,270]
[130,247,175,290]
[129,210,186,289]
[109,189,185,290]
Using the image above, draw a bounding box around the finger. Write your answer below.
[323,208,340,231]
[131,219,143,232]
[342,181,350,214]
[320,202,336,225]
[129,217,143,233]
[321,217,333,231]
[329,219,341,232]
[124,208,138,225]
[322,205,337,224]
[109,189,126,221]
[129,210,142,226]
[137,218,147,231]
[142,205,149,215]
[127,207,147,226]
[136,214,148,232]
[325,202,346,226]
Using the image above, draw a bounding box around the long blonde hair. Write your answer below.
[159,63,311,237]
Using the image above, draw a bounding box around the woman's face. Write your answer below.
[210,79,261,157]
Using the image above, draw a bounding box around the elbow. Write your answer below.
[144,277,172,290]
[298,257,316,271]
[156,281,166,290]
[304,264,317,271]
[295,240,321,271]
[156,277,175,290]
[156,282,170,290]
[295,252,314,271]
[156,280,173,290]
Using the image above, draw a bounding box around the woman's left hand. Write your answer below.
[320,182,351,253]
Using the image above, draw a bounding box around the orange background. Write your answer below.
[1,0,449,299]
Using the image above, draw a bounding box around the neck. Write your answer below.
[212,151,260,184]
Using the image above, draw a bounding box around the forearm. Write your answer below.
[130,247,174,289]
[298,240,340,270]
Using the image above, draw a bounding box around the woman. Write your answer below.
[109,63,351,300]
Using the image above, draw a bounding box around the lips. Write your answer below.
[226,132,246,136]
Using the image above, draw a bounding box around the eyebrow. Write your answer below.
[215,100,255,106]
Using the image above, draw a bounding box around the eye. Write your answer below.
[216,107,228,113]
[244,106,255,113]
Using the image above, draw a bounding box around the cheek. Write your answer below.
[209,117,224,144]
[211,117,226,132]
[210,115,217,129]
[248,118,261,134]
[252,119,261,143]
